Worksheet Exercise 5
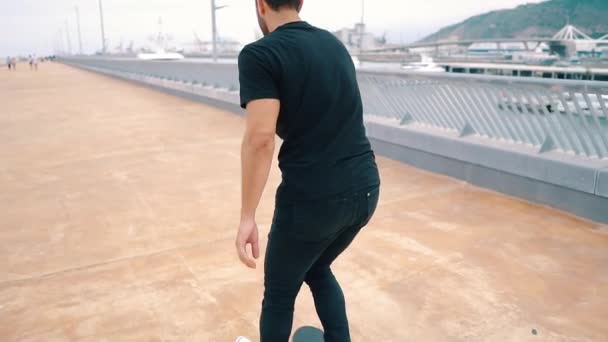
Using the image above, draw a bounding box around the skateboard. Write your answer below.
[293,326,324,342]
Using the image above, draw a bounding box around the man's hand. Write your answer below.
[235,218,260,269]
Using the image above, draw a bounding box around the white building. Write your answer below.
[333,23,385,52]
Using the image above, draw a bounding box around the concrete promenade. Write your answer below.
[1,63,607,341]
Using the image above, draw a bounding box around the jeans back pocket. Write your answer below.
[289,198,351,243]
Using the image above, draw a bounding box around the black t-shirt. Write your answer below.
[238,21,380,200]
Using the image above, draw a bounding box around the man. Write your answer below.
[6,56,11,70]
[32,54,38,71]
[235,0,380,341]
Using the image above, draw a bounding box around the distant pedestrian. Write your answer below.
[29,55,33,70]
[29,54,38,71]
[11,57,17,70]
[6,56,11,70]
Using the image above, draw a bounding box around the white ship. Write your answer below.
[137,17,185,61]
[137,50,184,61]
[401,55,445,72]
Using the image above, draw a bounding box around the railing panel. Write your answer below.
[63,57,608,159]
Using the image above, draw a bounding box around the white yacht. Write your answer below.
[137,50,184,61]
[137,17,185,61]
[401,55,445,72]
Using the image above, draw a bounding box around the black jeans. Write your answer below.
[260,185,380,342]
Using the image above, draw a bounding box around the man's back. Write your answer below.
[239,21,379,200]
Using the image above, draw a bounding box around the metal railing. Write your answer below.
[63,57,608,159]
[358,71,608,159]
[65,57,239,90]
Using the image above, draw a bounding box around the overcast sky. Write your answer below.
[0,0,546,56]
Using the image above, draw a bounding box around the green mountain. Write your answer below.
[420,0,608,43]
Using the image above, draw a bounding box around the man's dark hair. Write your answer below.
[264,0,301,11]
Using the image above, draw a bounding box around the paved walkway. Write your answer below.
[1,63,607,341]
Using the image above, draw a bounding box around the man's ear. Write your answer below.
[257,0,266,16]
[297,0,304,12]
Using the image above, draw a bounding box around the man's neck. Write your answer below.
[266,11,302,33]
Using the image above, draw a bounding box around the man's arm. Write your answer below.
[236,98,280,269]
[241,99,279,220]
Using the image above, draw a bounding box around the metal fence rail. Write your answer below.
[67,58,239,90]
[64,57,608,159]
[358,72,608,159]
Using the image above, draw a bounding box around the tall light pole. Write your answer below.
[361,0,365,25]
[211,0,227,62]
[75,6,83,55]
[65,20,73,55]
[57,29,66,55]
[98,0,107,53]
[359,0,365,52]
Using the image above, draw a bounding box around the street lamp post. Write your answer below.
[361,0,365,24]
[65,20,72,55]
[75,6,83,55]
[58,29,66,55]
[359,0,365,52]
[99,0,107,53]
[211,0,228,62]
